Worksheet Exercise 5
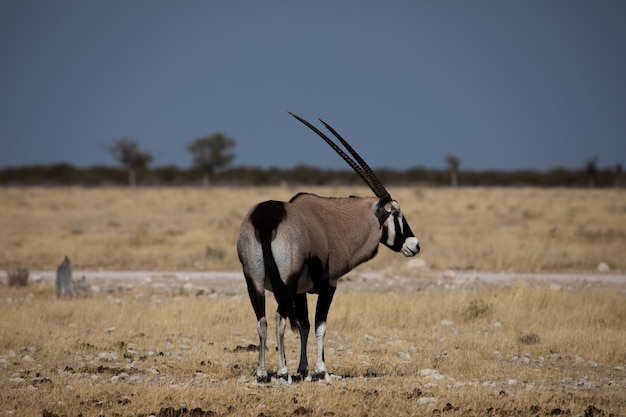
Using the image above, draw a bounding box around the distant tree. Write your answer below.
[615,163,623,188]
[445,154,461,187]
[585,156,598,188]
[107,137,153,187]
[187,133,236,186]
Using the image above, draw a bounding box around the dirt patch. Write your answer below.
[2,269,625,295]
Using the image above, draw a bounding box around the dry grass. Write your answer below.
[1,283,625,416]
[1,186,625,272]
[1,186,626,416]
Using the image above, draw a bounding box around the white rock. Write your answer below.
[440,319,454,327]
[398,352,411,359]
[597,262,610,272]
[507,379,518,385]
[417,397,437,405]
[96,352,118,361]
[419,368,445,380]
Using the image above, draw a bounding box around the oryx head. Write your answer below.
[288,112,420,257]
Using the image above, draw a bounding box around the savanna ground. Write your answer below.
[1,186,625,417]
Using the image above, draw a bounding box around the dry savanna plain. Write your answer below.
[1,186,625,417]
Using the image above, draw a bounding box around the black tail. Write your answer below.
[249,201,299,331]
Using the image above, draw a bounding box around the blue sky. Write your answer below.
[1,1,625,171]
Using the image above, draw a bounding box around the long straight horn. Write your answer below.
[319,119,390,200]
[288,112,383,197]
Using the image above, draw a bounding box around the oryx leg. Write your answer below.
[314,284,336,380]
[275,311,291,383]
[245,274,268,382]
[295,293,311,380]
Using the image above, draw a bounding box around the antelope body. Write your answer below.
[237,113,420,382]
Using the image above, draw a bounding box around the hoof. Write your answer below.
[312,371,331,382]
[255,370,270,383]
[273,372,292,384]
[298,369,311,382]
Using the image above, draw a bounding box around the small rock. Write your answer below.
[507,379,518,386]
[419,369,444,380]
[97,352,118,361]
[22,355,35,362]
[614,365,625,371]
[417,397,437,405]
[104,326,117,333]
[440,319,454,327]
[397,352,411,360]
[597,262,610,272]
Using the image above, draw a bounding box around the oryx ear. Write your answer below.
[375,195,392,226]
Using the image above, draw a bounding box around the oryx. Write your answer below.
[237,112,420,382]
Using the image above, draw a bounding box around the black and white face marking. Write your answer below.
[380,200,420,257]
